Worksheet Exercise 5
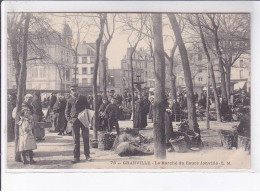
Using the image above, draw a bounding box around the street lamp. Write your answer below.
[134,70,146,94]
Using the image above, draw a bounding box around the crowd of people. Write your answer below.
[7,85,250,165]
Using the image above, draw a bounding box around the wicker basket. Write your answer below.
[98,132,116,150]
[237,135,250,152]
[90,139,98,148]
[169,136,188,153]
[220,130,234,149]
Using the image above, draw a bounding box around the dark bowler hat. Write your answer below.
[70,84,78,89]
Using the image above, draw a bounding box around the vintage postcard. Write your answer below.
[2,2,252,171]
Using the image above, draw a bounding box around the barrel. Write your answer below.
[220,130,234,149]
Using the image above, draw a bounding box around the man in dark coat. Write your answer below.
[143,94,151,116]
[65,84,91,163]
[53,96,67,135]
[104,98,120,135]
[133,94,147,129]
[32,91,45,141]
[220,98,232,121]
[98,97,109,131]
[170,99,181,122]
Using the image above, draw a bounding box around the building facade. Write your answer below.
[7,23,74,92]
[71,41,104,95]
[119,46,250,97]
[121,47,154,93]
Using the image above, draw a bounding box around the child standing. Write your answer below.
[18,108,37,165]
[104,98,120,135]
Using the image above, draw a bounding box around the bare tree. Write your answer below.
[164,42,178,101]
[198,14,228,101]
[152,13,166,159]
[101,14,116,97]
[195,14,221,122]
[8,13,59,161]
[194,14,249,103]
[217,14,250,101]
[7,13,31,161]
[93,13,106,140]
[167,14,200,136]
[65,14,89,84]
[120,14,147,125]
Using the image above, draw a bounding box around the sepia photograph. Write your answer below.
[3,9,251,170]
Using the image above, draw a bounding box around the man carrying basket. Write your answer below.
[65,84,91,163]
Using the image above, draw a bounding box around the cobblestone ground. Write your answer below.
[6,119,250,170]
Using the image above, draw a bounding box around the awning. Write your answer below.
[234,81,246,90]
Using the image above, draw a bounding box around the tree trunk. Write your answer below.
[169,75,177,102]
[168,14,199,134]
[168,48,177,102]
[213,31,228,101]
[74,49,78,84]
[225,65,231,103]
[209,64,221,121]
[130,52,135,124]
[152,14,166,159]
[101,44,108,97]
[93,14,106,140]
[196,15,221,122]
[14,13,31,161]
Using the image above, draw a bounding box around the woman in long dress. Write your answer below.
[133,95,147,130]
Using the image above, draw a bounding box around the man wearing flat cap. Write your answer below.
[65,84,91,163]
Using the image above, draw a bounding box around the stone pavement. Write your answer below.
[6,120,250,170]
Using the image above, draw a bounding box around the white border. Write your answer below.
[1,1,260,190]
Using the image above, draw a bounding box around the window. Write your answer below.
[39,68,46,78]
[32,67,38,77]
[82,78,87,84]
[82,67,87,74]
[73,57,78,64]
[198,77,203,82]
[240,70,243,79]
[90,57,95,63]
[82,57,87,63]
[198,54,202,61]
[91,67,94,74]
[124,70,128,77]
[73,67,78,74]
[240,60,244,67]
[72,78,78,83]
[90,78,93,84]
[66,69,70,81]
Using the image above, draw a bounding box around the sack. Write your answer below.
[115,142,147,157]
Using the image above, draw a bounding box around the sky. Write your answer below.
[46,13,175,69]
